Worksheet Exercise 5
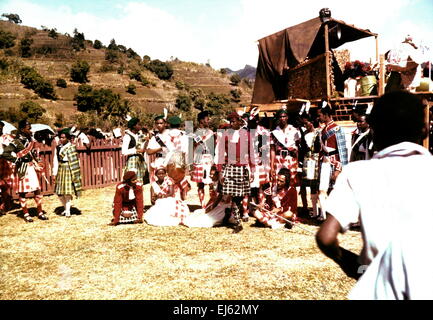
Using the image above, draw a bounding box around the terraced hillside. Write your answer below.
[0,20,253,127]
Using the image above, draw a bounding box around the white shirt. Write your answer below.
[272,125,301,149]
[122,130,139,156]
[326,142,433,266]
[350,227,433,300]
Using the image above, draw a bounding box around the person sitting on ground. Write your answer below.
[109,170,144,226]
[253,168,297,229]
[183,166,234,228]
[143,166,190,227]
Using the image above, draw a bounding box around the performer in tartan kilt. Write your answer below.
[190,111,215,208]
[253,168,297,229]
[216,112,251,233]
[0,123,15,215]
[122,117,148,183]
[52,128,82,218]
[317,102,348,221]
[109,170,144,226]
[1,120,48,222]
[270,108,301,220]
[146,115,170,183]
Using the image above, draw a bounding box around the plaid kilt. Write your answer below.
[13,163,40,194]
[124,155,147,182]
[222,165,250,197]
[274,155,299,187]
[118,208,138,224]
[190,154,213,183]
[55,162,78,196]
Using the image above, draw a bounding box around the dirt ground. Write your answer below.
[0,180,362,300]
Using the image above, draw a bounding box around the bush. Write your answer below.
[19,66,57,100]
[19,38,33,58]
[126,83,136,94]
[56,78,67,88]
[48,28,58,39]
[230,89,242,102]
[107,39,118,51]
[93,39,103,49]
[71,28,85,51]
[140,77,150,87]
[35,45,56,55]
[105,49,119,63]
[145,59,173,80]
[2,13,22,24]
[0,30,16,49]
[175,81,190,91]
[70,60,90,83]
[19,101,46,121]
[230,74,241,86]
[175,94,192,112]
[54,112,65,128]
[128,70,142,82]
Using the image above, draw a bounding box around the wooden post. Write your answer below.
[375,36,379,64]
[324,23,331,101]
[424,101,432,149]
[378,54,385,96]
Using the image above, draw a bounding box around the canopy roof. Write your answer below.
[252,17,377,104]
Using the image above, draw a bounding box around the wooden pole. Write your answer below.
[324,23,331,100]
[424,100,432,149]
[378,54,385,96]
[375,36,379,64]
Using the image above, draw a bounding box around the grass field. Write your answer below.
[0,182,361,300]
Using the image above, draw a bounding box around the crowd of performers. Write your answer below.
[0,102,379,232]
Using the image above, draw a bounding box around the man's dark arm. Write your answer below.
[316,214,362,280]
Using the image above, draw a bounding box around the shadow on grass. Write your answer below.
[53,206,82,216]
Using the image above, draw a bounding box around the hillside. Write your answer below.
[0,20,253,128]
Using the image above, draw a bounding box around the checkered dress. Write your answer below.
[124,155,147,182]
[55,144,83,197]
[250,126,271,187]
[191,129,214,183]
[222,164,250,197]
[118,208,138,224]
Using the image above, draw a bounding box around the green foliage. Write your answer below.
[175,94,192,112]
[70,60,90,83]
[71,28,85,51]
[145,59,173,80]
[0,30,16,49]
[230,89,242,102]
[99,63,115,73]
[35,45,56,55]
[107,39,118,51]
[48,28,58,39]
[19,38,33,58]
[128,69,142,81]
[93,39,103,49]
[56,78,67,88]
[19,66,57,100]
[126,48,138,59]
[117,65,124,74]
[0,58,8,71]
[126,83,136,95]
[75,84,130,119]
[19,101,46,121]
[230,73,241,86]
[142,55,151,64]
[140,77,150,87]
[1,13,22,24]
[219,68,227,75]
[54,113,65,128]
[105,49,119,63]
[175,80,190,91]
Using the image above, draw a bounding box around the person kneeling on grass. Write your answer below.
[109,170,144,226]
[183,166,236,228]
[143,166,190,227]
[253,168,297,229]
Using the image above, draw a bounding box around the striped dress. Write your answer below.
[53,142,83,197]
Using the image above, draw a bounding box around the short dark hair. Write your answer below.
[277,168,291,188]
[368,91,426,149]
[18,119,30,130]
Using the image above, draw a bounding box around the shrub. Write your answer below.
[70,60,90,83]
[126,83,136,94]
[19,38,33,58]
[0,30,16,49]
[56,78,67,88]
[48,28,58,39]
[128,69,142,82]
[105,49,119,63]
[145,59,173,80]
[230,74,241,86]
[19,101,46,121]
[230,89,242,102]
[2,13,22,24]
[93,39,103,49]
[140,77,150,87]
[19,66,57,100]
[175,81,190,91]
[175,94,192,112]
[107,39,118,51]
[71,28,85,51]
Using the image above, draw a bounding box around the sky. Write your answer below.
[0,0,432,70]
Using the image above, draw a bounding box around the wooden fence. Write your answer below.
[37,139,126,196]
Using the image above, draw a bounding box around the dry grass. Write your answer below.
[0,182,361,300]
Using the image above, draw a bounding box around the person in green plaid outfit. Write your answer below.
[122,118,149,183]
[52,128,82,218]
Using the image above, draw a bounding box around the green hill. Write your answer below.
[0,20,253,129]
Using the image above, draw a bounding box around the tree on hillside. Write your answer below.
[1,13,22,24]
[206,92,232,117]
[93,39,103,49]
[48,28,58,39]
[71,28,85,51]
[175,94,192,112]
[70,60,90,83]
[19,38,33,58]
[0,30,16,49]
[230,89,242,103]
[142,55,151,64]
[108,39,118,51]
[230,74,241,86]
[105,49,119,63]
[145,59,173,80]
[19,101,46,121]
[19,66,57,100]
